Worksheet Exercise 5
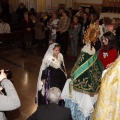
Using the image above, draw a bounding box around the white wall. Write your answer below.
[46,0,51,9]
[46,0,72,10]
[76,0,102,4]
[66,0,72,8]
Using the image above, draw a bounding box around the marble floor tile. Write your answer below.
[0,46,76,120]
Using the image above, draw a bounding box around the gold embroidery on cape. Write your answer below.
[71,52,85,77]
[73,60,102,93]
[91,57,120,120]
[71,52,96,81]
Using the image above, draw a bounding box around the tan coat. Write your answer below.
[35,19,46,40]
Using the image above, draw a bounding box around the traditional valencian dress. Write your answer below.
[91,56,120,120]
[61,44,104,120]
[36,43,67,105]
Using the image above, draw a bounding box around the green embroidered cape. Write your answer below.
[70,51,104,94]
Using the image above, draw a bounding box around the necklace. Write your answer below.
[53,54,58,59]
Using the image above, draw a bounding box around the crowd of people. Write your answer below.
[0,2,120,57]
[0,2,120,120]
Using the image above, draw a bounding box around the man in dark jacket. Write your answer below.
[27,87,72,120]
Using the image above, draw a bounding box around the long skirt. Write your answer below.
[38,66,66,105]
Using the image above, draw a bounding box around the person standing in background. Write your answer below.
[69,15,81,60]
[1,0,10,23]
[16,3,28,22]
[1,0,9,15]
[79,12,90,48]
[98,31,118,69]
[48,12,59,45]
[57,10,70,55]
[21,12,33,56]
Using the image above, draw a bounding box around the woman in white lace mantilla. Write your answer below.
[36,43,67,105]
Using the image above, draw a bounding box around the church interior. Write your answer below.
[0,0,120,120]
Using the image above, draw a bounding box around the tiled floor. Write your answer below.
[0,45,75,120]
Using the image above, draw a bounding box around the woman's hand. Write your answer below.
[0,86,3,91]
[26,28,31,31]
[0,86,3,94]
[0,70,7,81]
[42,79,46,85]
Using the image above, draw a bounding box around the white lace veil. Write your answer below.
[44,43,57,61]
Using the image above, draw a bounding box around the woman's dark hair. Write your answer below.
[53,44,61,50]
[30,8,35,12]
[90,13,99,24]
[73,15,79,21]
[99,19,103,25]
[83,12,89,16]
[103,17,112,25]
[24,12,28,15]
[62,10,69,17]
[20,3,24,6]
[103,31,117,51]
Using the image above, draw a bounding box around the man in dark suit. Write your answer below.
[27,87,72,120]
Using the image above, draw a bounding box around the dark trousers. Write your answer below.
[57,31,69,55]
